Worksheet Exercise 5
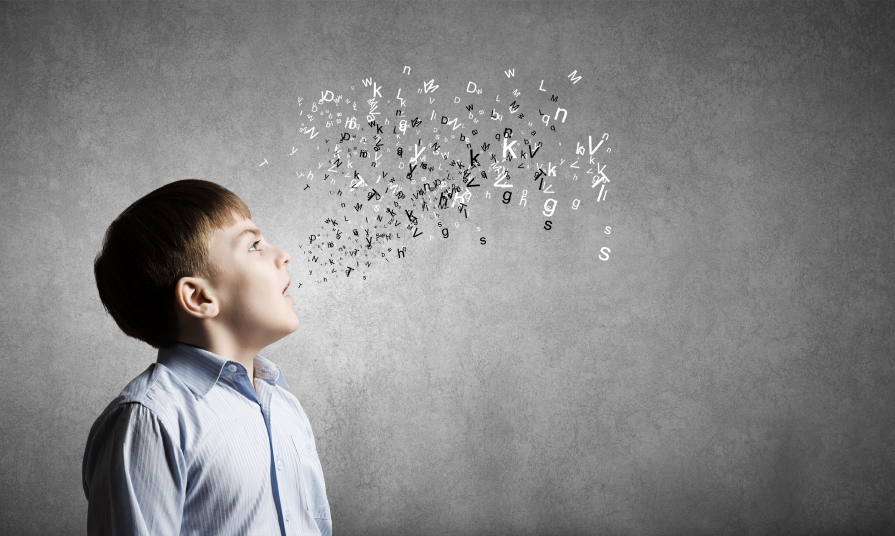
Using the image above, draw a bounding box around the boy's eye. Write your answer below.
[250,240,261,251]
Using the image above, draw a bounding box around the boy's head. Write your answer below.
[94,179,298,349]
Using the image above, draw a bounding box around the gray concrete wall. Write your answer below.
[1,2,893,534]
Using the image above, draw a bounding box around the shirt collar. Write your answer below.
[157,343,290,398]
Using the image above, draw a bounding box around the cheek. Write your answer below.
[240,273,280,307]
[220,272,257,309]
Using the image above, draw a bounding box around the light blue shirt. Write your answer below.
[83,343,331,536]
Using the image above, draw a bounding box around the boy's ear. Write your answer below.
[175,277,220,319]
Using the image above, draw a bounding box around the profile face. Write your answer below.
[206,214,300,347]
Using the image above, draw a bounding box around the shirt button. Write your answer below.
[226,364,237,373]
[284,511,292,522]
[276,459,283,471]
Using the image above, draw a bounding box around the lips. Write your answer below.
[283,279,291,296]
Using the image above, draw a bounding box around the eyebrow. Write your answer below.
[235,227,262,242]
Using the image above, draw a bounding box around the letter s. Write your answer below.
[599,247,610,261]
[479,237,487,245]
[544,220,553,231]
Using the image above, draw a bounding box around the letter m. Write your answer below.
[568,70,582,84]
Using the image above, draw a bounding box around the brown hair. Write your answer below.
[94,179,251,348]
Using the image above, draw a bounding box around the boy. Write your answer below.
[83,179,331,536]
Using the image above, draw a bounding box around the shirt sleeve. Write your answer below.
[83,402,185,536]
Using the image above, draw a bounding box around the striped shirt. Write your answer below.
[83,343,331,536]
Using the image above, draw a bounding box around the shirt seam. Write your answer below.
[125,367,182,453]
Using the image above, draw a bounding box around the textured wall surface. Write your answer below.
[2,2,894,535]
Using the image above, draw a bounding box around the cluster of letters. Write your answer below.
[278,67,615,284]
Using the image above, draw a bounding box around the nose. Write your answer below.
[277,246,290,268]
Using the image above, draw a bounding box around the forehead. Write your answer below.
[211,215,260,249]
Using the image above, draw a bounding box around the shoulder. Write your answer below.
[118,363,164,403]
[88,364,162,427]
[99,363,182,412]
[87,363,193,443]
[84,365,191,473]
[87,365,158,437]
[82,378,186,500]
